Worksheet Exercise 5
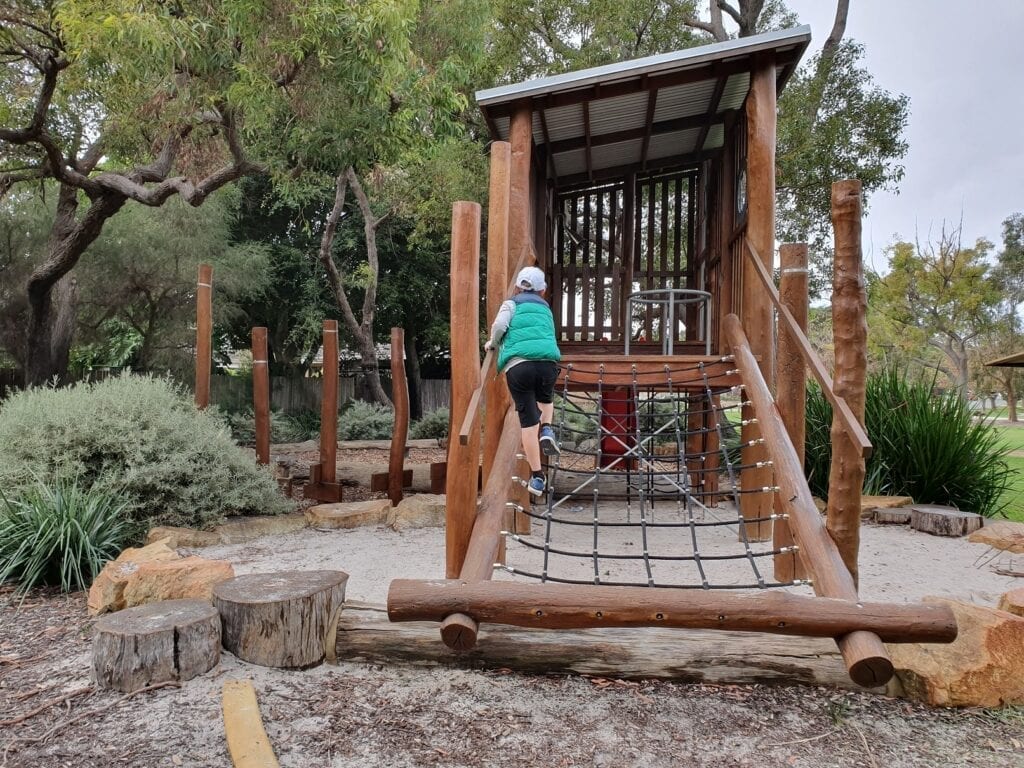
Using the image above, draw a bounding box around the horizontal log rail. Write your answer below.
[388,580,957,644]
[723,314,897,687]
[458,245,540,446]
[742,239,872,459]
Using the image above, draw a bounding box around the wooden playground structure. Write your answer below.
[387,27,958,688]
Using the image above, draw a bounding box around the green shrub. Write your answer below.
[805,368,1012,517]
[224,408,318,445]
[0,480,136,594]
[410,407,450,441]
[338,399,394,440]
[0,374,292,531]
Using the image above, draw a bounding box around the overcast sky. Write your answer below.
[784,0,1024,270]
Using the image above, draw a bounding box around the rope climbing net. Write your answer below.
[499,358,810,591]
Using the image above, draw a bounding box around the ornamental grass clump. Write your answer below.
[805,368,1012,517]
[0,480,136,594]
[0,374,292,531]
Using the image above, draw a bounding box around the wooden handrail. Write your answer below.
[440,405,523,649]
[742,239,872,459]
[457,245,540,445]
[723,314,895,687]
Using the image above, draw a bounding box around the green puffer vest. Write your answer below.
[497,293,561,371]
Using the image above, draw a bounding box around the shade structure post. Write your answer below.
[194,264,213,409]
[389,327,410,507]
[774,243,809,582]
[251,327,270,466]
[827,180,868,585]
[446,202,482,579]
[738,54,777,542]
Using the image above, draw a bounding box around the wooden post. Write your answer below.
[827,180,868,585]
[195,264,213,409]
[251,327,270,466]
[389,327,410,507]
[482,141,520,542]
[774,244,809,582]
[509,100,534,270]
[446,202,482,579]
[738,55,776,542]
[320,320,339,485]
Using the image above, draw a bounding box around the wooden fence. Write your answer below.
[0,367,451,415]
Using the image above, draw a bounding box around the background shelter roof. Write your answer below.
[476,26,811,187]
[986,352,1024,368]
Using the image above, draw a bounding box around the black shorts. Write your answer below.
[505,360,558,428]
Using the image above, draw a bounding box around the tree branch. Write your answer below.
[317,173,363,341]
[344,166,386,332]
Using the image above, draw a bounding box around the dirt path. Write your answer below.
[3,512,1024,768]
[1,592,1022,768]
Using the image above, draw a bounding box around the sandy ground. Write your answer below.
[2,508,1022,768]
[196,506,1020,608]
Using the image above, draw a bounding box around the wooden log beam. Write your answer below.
[827,180,868,585]
[338,603,871,691]
[387,581,957,644]
[774,244,809,582]
[195,264,213,409]
[509,100,534,271]
[388,327,410,507]
[446,201,482,578]
[724,314,896,688]
[251,327,270,466]
[556,356,740,390]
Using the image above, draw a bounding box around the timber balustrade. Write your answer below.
[722,314,895,687]
[742,239,872,459]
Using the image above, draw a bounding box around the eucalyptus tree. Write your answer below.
[0,0,421,384]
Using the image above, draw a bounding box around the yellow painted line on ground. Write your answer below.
[222,679,280,768]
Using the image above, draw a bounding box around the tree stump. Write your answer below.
[213,571,348,668]
[909,505,983,537]
[92,599,220,692]
[874,507,912,525]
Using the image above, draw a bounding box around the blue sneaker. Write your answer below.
[527,474,547,498]
[539,425,561,457]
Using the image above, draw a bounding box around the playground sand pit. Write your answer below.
[2,513,1023,768]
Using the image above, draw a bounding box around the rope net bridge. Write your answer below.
[389,317,959,688]
[501,357,805,591]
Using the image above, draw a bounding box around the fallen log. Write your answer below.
[334,603,878,692]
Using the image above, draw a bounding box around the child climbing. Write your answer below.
[484,266,562,497]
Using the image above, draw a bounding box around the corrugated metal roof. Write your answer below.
[481,26,810,183]
[477,26,810,106]
[588,91,650,136]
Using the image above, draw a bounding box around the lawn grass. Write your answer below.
[994,424,1024,454]
[997,454,1024,522]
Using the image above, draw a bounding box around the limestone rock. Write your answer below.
[87,540,180,615]
[121,557,235,608]
[214,512,308,544]
[968,520,1024,554]
[998,588,1024,618]
[886,598,1024,707]
[306,499,390,530]
[387,494,446,531]
[145,526,221,549]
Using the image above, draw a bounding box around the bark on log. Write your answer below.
[909,506,983,537]
[337,603,878,692]
[827,180,868,584]
[213,571,348,668]
[92,599,220,692]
